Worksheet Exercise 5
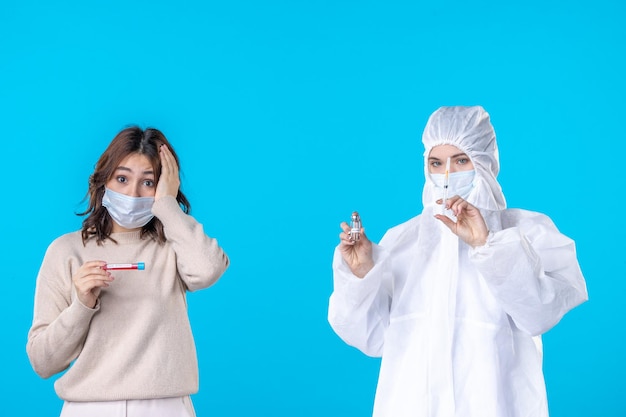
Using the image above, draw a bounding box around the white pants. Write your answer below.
[60,396,195,417]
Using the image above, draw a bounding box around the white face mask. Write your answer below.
[101,188,155,229]
[430,170,476,200]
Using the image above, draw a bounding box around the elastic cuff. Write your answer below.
[469,231,494,255]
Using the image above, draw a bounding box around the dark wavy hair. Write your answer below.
[78,126,190,245]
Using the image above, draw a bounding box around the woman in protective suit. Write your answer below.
[328,106,588,417]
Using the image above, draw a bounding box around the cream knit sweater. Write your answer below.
[27,196,229,401]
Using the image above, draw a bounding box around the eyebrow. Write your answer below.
[428,153,468,161]
[114,166,154,175]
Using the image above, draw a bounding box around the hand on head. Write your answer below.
[155,144,180,201]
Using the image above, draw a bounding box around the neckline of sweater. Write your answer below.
[107,230,144,244]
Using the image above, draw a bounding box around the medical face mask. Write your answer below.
[101,188,155,229]
[430,170,476,200]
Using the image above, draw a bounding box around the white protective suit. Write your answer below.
[328,106,588,417]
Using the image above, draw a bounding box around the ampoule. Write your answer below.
[349,211,361,241]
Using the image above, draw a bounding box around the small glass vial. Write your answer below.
[349,211,361,241]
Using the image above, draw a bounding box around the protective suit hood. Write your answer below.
[422,106,506,211]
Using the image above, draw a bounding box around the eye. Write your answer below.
[430,160,441,168]
[116,175,128,183]
[143,179,155,187]
[457,157,470,165]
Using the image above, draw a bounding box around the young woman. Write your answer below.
[328,106,588,417]
[27,127,229,417]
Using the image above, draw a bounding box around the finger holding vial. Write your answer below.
[338,211,374,278]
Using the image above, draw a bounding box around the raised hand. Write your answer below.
[339,220,375,278]
[155,144,180,201]
[434,195,489,247]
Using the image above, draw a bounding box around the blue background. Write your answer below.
[2,1,624,415]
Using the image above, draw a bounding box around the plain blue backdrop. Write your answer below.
[2,1,624,416]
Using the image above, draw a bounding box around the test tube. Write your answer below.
[350,211,361,241]
[104,262,145,270]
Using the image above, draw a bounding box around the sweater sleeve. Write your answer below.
[469,211,588,336]
[328,243,392,357]
[151,196,229,291]
[26,239,99,379]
